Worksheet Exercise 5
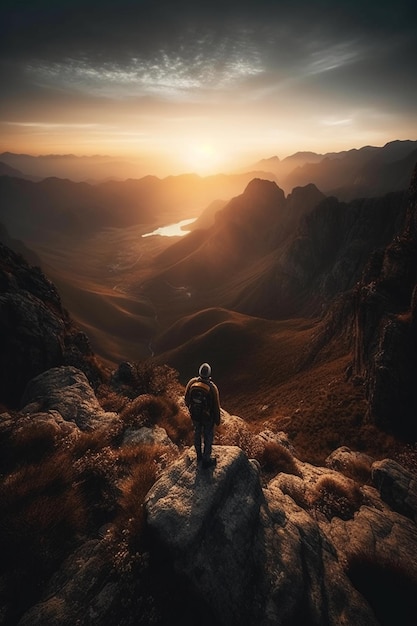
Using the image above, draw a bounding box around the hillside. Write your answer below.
[1,165,417,624]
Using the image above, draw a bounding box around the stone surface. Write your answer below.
[326,446,374,480]
[145,445,380,626]
[21,366,118,431]
[371,458,417,522]
[122,424,178,451]
[0,242,102,406]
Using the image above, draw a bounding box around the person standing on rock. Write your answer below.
[184,362,221,468]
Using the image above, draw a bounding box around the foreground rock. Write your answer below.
[144,445,417,626]
[21,366,118,431]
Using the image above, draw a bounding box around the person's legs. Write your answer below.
[202,422,214,461]
[193,421,202,461]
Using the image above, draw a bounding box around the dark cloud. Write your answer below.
[2,0,416,62]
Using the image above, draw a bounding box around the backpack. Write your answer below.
[188,380,212,422]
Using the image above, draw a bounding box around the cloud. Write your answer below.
[1,0,416,163]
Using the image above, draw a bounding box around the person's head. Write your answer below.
[198,362,211,380]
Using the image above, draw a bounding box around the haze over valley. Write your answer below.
[1,139,416,443]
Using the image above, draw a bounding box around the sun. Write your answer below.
[182,140,227,174]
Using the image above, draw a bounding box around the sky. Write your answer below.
[1,0,417,175]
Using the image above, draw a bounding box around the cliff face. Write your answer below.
[353,164,417,438]
[0,242,102,406]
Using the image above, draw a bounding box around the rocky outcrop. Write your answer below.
[371,458,417,522]
[0,242,103,407]
[21,366,118,431]
[353,163,417,437]
[145,445,417,626]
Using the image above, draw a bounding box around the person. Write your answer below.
[184,362,221,468]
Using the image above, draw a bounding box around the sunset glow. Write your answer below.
[1,1,416,176]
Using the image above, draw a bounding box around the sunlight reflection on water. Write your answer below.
[142,217,196,238]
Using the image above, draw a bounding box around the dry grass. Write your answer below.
[0,450,87,622]
[119,394,193,447]
[254,441,301,477]
[0,388,180,623]
[308,474,363,521]
[394,443,417,476]
[112,444,167,552]
[96,385,130,413]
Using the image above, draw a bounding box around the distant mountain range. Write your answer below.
[247,140,417,199]
[1,140,416,247]
[0,152,142,182]
[0,171,272,243]
[1,140,416,201]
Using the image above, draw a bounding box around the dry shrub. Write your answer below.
[133,362,178,397]
[11,420,57,463]
[111,362,179,400]
[113,443,166,552]
[347,550,417,626]
[255,441,300,477]
[217,422,254,453]
[0,450,87,622]
[158,408,194,447]
[70,424,121,458]
[73,445,121,528]
[119,395,190,445]
[344,457,372,484]
[309,474,362,521]
[0,416,60,473]
[119,395,168,428]
[96,385,130,413]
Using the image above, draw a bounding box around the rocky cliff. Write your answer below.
[0,242,103,406]
[352,163,417,438]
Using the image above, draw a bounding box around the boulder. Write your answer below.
[326,446,374,481]
[371,458,417,522]
[21,366,118,431]
[17,540,115,626]
[122,424,178,452]
[145,445,378,626]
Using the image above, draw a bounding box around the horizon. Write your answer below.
[1,1,417,177]
[2,137,416,181]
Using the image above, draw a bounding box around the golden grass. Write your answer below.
[113,443,167,552]
[308,474,363,521]
[255,441,301,477]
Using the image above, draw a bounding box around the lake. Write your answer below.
[142,217,196,238]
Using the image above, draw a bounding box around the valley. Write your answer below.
[1,142,416,462]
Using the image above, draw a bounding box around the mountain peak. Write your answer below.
[243,177,285,203]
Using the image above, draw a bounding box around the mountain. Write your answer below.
[0,160,39,180]
[0,222,41,266]
[351,162,417,438]
[246,141,417,199]
[0,171,279,245]
[138,178,408,326]
[0,152,142,182]
[283,141,417,199]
